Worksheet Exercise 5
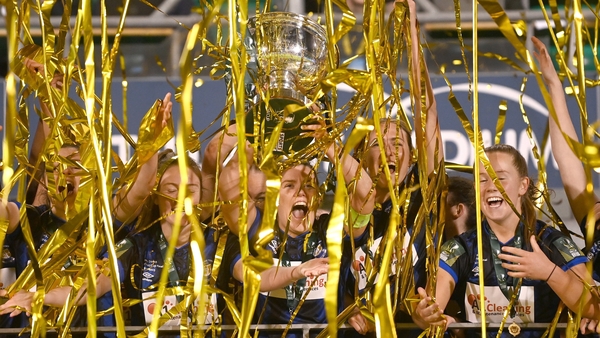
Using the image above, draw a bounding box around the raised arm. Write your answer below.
[301,117,374,238]
[20,58,61,205]
[532,36,599,223]
[214,124,259,236]
[113,93,173,224]
[406,0,442,176]
[201,123,240,222]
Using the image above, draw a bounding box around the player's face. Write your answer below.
[52,146,82,206]
[479,151,528,228]
[364,122,411,190]
[277,165,318,237]
[156,165,201,228]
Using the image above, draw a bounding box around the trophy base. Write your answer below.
[245,97,315,156]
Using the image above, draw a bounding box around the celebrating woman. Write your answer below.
[412,144,596,337]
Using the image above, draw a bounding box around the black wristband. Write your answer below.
[545,264,558,283]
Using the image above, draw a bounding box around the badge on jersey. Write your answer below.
[553,237,585,262]
[440,240,466,267]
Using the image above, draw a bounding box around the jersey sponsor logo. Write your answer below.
[268,238,280,254]
[262,259,327,300]
[143,292,211,325]
[2,246,15,265]
[142,259,160,283]
[202,292,219,324]
[352,234,418,291]
[143,291,182,326]
[464,283,535,323]
[142,291,219,326]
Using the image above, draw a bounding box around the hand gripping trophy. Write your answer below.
[244,12,330,158]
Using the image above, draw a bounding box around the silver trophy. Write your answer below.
[244,12,330,155]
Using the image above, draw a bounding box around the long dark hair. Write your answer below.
[135,149,203,233]
[484,144,537,238]
[447,175,476,231]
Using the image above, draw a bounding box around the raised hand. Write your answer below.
[23,58,64,91]
[23,57,45,75]
[532,36,560,86]
[153,92,173,139]
[300,113,328,142]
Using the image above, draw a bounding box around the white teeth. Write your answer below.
[487,197,503,203]
[294,202,307,207]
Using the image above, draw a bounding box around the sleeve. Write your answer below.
[248,207,263,257]
[546,234,588,271]
[114,237,136,284]
[225,234,242,276]
[438,238,468,284]
[579,214,600,247]
[344,221,370,248]
[216,233,242,287]
[111,192,137,241]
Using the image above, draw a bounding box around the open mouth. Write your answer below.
[291,202,309,219]
[387,164,396,174]
[487,196,503,208]
[58,182,75,195]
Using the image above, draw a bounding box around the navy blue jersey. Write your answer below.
[1,204,118,336]
[252,212,367,338]
[212,209,261,325]
[439,220,587,338]
[206,224,242,325]
[115,222,224,336]
[115,224,190,328]
[343,164,426,328]
[1,204,67,332]
[254,213,330,337]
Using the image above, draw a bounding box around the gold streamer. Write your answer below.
[472,2,488,338]
[325,119,374,338]
[495,100,508,145]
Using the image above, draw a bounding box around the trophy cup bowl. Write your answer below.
[246,12,329,100]
[244,12,330,156]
